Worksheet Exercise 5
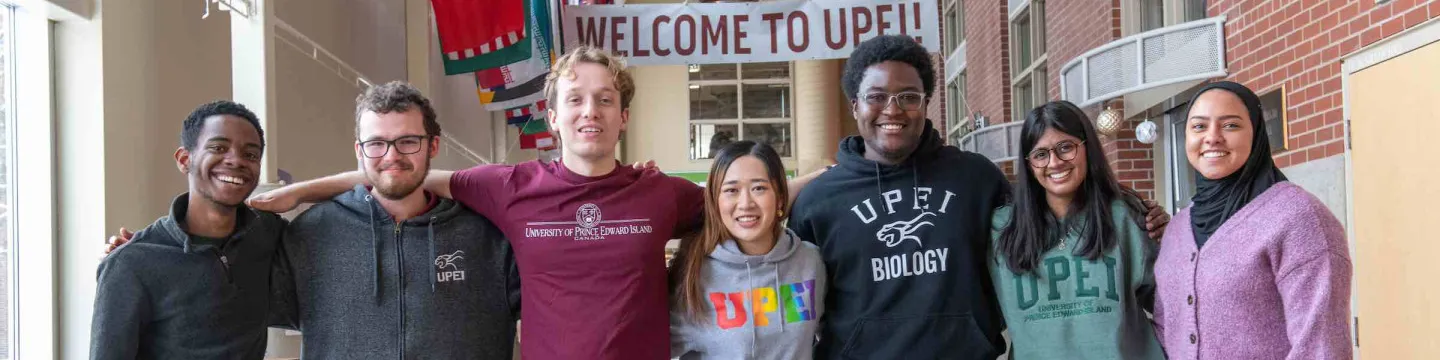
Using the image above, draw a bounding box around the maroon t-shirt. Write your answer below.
[451,160,704,359]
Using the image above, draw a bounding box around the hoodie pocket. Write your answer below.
[839,313,997,360]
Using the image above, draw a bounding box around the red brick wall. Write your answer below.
[1213,0,1439,168]
[966,0,1014,126]
[1045,0,1121,99]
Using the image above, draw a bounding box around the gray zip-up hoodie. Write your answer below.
[670,229,827,360]
[91,193,286,360]
[270,185,519,359]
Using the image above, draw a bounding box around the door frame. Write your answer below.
[1340,16,1440,358]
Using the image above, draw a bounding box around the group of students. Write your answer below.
[92,34,1351,360]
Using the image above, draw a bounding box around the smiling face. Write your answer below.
[548,62,629,162]
[1185,89,1255,180]
[853,61,928,163]
[177,115,263,207]
[1027,128,1088,201]
[716,155,780,249]
[356,108,437,200]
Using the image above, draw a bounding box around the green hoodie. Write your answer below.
[988,200,1163,360]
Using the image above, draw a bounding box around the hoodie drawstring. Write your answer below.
[366,195,382,304]
[775,263,784,335]
[874,162,884,201]
[428,218,437,293]
[745,261,756,360]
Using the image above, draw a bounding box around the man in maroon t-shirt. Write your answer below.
[252,46,705,359]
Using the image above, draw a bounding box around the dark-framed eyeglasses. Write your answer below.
[1026,140,1085,168]
[860,91,926,111]
[359,135,430,159]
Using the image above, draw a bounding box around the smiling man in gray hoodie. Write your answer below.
[91,101,286,359]
[266,82,520,358]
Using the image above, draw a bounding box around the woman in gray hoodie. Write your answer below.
[669,141,828,360]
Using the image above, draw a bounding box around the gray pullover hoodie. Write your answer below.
[670,229,827,360]
[270,185,519,359]
[91,193,286,360]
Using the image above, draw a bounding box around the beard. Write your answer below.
[368,158,428,200]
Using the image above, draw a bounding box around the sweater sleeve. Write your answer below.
[669,310,700,358]
[91,255,149,360]
[1275,203,1353,360]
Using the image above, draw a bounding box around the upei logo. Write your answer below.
[435,250,467,283]
[876,212,935,248]
[434,250,465,270]
[576,203,602,229]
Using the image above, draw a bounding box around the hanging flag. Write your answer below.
[519,119,550,135]
[507,114,533,126]
[476,0,557,88]
[484,75,547,111]
[504,100,550,118]
[435,0,533,74]
[519,129,555,149]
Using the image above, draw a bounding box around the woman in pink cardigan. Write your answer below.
[1153,81,1353,359]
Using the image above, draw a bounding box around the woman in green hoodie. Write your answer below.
[668,141,828,360]
[990,100,1164,359]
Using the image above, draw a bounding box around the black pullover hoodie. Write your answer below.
[788,119,1010,359]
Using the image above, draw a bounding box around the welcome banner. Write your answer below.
[561,0,941,66]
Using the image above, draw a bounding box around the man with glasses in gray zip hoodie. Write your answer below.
[265,81,521,359]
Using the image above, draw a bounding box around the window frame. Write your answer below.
[1010,0,1047,123]
[4,4,57,358]
[945,72,968,145]
[686,62,796,161]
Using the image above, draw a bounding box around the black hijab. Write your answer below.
[1185,81,1288,248]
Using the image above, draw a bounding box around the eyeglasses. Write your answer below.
[359,135,430,159]
[861,91,926,111]
[1026,140,1085,168]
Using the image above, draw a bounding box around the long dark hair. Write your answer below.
[998,101,1146,274]
[669,141,790,321]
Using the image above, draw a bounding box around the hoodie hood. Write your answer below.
[331,185,468,302]
[710,228,803,265]
[157,192,265,254]
[837,118,945,175]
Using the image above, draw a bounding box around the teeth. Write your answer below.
[736,216,758,222]
[1048,169,1072,179]
[217,175,244,185]
[1203,151,1229,158]
[580,127,601,133]
[879,124,903,130]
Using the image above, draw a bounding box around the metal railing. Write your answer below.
[1060,16,1228,108]
[956,121,1023,163]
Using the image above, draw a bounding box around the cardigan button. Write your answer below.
[1190,252,1196,262]
[1190,334,1197,344]
[1188,295,1195,305]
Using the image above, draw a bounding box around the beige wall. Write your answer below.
[55,0,238,357]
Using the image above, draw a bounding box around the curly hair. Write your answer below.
[180,100,265,151]
[354,81,442,138]
[841,35,936,101]
[544,45,636,110]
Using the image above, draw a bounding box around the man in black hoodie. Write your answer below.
[787,35,1169,359]
[91,101,285,359]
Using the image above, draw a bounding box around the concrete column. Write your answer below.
[793,59,843,174]
[231,0,279,184]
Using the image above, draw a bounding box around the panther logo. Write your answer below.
[434,250,466,270]
[876,212,936,248]
[576,203,602,229]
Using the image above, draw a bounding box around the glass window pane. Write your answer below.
[945,8,958,52]
[1,6,12,359]
[741,123,793,158]
[946,83,960,130]
[690,85,739,120]
[1015,18,1032,71]
[1033,2,1046,55]
[741,84,790,119]
[1186,0,1207,21]
[1014,81,1033,122]
[740,62,790,79]
[689,64,737,81]
[691,123,740,160]
[1142,0,1165,31]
